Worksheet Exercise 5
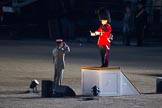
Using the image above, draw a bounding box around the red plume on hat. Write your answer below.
[97,7,111,23]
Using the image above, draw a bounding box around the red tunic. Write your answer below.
[96,24,112,46]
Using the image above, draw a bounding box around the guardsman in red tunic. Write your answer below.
[90,8,113,67]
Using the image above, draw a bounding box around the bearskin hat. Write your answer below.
[97,7,111,22]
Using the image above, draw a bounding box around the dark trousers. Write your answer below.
[123,33,130,46]
[99,46,109,67]
[153,9,160,24]
[136,26,144,46]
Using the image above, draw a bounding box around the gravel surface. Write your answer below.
[0,40,162,108]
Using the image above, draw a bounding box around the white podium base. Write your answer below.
[81,66,140,96]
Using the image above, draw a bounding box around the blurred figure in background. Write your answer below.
[152,0,162,24]
[0,1,3,22]
[122,6,133,46]
[134,2,148,46]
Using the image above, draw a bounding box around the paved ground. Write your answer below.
[0,40,162,108]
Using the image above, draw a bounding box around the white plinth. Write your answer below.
[81,66,140,96]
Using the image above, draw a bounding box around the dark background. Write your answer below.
[0,0,162,46]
